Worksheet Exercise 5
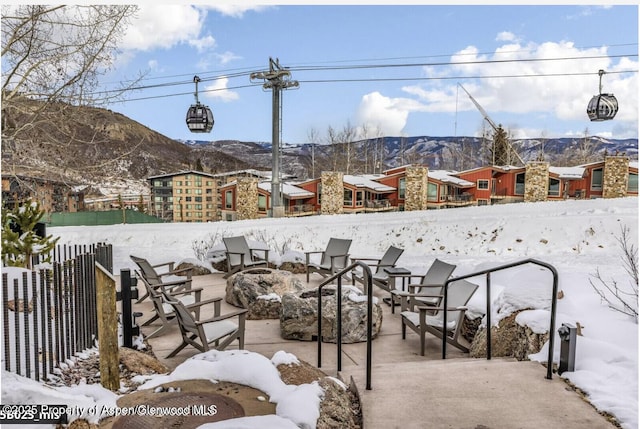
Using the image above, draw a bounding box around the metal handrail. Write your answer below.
[316,261,374,390]
[441,258,559,379]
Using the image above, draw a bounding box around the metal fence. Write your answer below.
[1,243,112,382]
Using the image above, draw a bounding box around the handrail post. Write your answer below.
[337,276,342,372]
[366,268,373,390]
[316,261,374,388]
[486,271,492,360]
[317,283,323,368]
[441,279,449,359]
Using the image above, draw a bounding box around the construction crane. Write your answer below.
[458,83,524,166]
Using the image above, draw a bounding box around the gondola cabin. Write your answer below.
[186,103,214,133]
[587,94,618,122]
[587,69,618,122]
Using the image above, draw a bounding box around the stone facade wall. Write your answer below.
[236,177,259,220]
[603,156,630,199]
[404,166,428,211]
[524,162,549,203]
[320,171,344,215]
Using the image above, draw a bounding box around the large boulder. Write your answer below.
[280,285,383,343]
[226,268,305,319]
[470,310,550,360]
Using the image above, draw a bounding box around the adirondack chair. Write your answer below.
[136,270,203,339]
[390,258,456,311]
[222,236,270,278]
[130,255,193,302]
[350,245,404,292]
[163,291,248,358]
[305,238,352,282]
[400,279,479,355]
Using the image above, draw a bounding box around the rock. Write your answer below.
[470,310,549,360]
[278,261,307,274]
[175,261,211,276]
[317,377,359,429]
[226,268,306,319]
[119,347,169,375]
[280,285,382,343]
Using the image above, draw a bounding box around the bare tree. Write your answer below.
[590,224,639,323]
[2,5,141,180]
[305,127,321,179]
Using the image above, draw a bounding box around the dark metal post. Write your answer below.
[486,272,492,360]
[558,324,577,375]
[337,278,342,372]
[118,269,139,348]
[317,285,323,368]
[441,279,448,359]
[366,270,373,390]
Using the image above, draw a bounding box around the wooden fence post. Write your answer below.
[95,263,119,391]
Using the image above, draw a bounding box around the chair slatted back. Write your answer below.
[164,292,199,336]
[131,255,162,285]
[434,279,479,326]
[376,246,404,274]
[223,236,251,267]
[321,238,352,267]
[419,258,456,290]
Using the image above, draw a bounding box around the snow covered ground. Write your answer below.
[2,197,638,428]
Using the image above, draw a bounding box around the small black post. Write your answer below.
[558,324,577,375]
[118,269,139,348]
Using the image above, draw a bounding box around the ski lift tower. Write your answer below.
[251,58,299,217]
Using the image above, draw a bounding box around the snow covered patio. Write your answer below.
[138,272,616,429]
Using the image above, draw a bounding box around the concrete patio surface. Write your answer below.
[135,272,615,429]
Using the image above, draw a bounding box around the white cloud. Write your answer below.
[217,51,243,65]
[123,5,206,51]
[205,5,271,18]
[204,76,239,102]
[189,35,217,53]
[496,31,517,42]
[355,91,427,136]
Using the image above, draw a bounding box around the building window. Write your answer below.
[398,178,406,199]
[258,194,267,211]
[548,178,560,196]
[225,191,233,209]
[477,179,489,190]
[343,188,353,206]
[356,191,364,206]
[515,173,525,195]
[427,182,437,201]
[477,199,489,206]
[629,173,638,193]
[591,168,603,190]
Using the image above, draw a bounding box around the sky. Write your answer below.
[99,4,639,144]
[3,196,638,428]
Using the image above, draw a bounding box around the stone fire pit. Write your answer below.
[280,285,383,343]
[226,268,305,319]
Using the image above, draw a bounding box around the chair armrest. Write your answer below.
[417,305,468,312]
[165,287,203,297]
[350,257,381,263]
[162,266,193,278]
[183,297,223,309]
[250,248,269,262]
[156,278,192,288]
[197,308,248,325]
[152,261,175,271]
[407,283,442,291]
